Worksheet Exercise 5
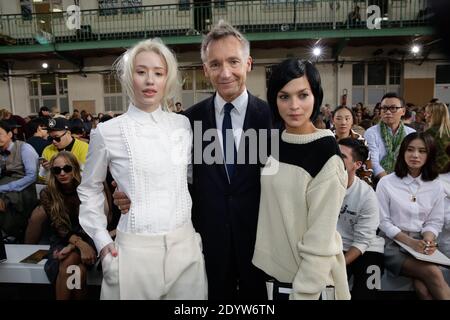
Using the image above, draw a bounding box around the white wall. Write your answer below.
[317,63,337,108]
[67,73,104,114]
[336,63,352,109]
[12,77,29,116]
[247,65,267,101]
[404,61,436,79]
[0,80,10,109]
[1,1,19,15]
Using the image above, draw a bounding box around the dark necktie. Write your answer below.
[0,149,10,157]
[222,103,237,181]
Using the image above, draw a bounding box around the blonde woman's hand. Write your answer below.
[99,242,118,261]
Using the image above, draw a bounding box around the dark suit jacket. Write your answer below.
[183,92,272,299]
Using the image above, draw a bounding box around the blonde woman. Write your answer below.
[78,38,207,300]
[42,151,96,300]
[424,102,450,173]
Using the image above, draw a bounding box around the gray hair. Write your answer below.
[200,20,250,63]
[113,38,180,111]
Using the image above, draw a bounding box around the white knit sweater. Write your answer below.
[252,129,351,300]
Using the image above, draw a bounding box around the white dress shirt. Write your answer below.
[214,90,248,151]
[376,173,445,239]
[78,104,193,252]
[437,173,450,257]
[364,123,416,176]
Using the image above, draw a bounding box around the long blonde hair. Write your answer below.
[426,102,450,138]
[46,151,82,234]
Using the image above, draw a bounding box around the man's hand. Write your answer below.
[112,181,131,214]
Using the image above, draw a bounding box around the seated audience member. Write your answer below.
[365,93,415,181]
[42,151,96,300]
[332,106,374,186]
[26,117,51,156]
[424,102,450,173]
[70,125,89,143]
[377,132,450,299]
[320,104,332,129]
[410,108,427,132]
[371,103,381,125]
[39,118,89,180]
[337,138,384,299]
[0,121,39,241]
[38,106,52,119]
[174,102,184,113]
[437,144,450,258]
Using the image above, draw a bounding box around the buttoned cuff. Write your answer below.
[421,227,440,239]
[385,225,402,239]
[94,229,114,255]
[351,242,368,255]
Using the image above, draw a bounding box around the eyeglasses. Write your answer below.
[50,165,73,175]
[381,105,404,113]
[50,131,67,143]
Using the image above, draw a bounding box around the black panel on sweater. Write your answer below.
[277,135,343,178]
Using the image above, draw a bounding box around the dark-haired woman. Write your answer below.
[332,105,374,186]
[377,132,450,299]
[438,144,450,258]
[252,59,350,300]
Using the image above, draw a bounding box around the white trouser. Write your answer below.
[100,222,207,300]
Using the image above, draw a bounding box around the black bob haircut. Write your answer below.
[267,59,323,126]
[394,132,438,181]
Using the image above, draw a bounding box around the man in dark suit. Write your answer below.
[183,21,272,300]
[113,20,272,300]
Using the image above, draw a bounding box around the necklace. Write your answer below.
[407,179,421,203]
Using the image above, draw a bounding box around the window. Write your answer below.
[99,0,119,16]
[180,68,214,106]
[179,0,190,11]
[103,74,127,112]
[352,63,365,86]
[20,0,32,21]
[352,61,402,107]
[368,62,386,85]
[28,74,68,114]
[121,0,142,14]
[389,61,401,85]
[215,0,226,9]
[436,65,450,84]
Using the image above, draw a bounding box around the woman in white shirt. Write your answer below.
[78,39,207,300]
[437,144,450,258]
[377,132,450,299]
